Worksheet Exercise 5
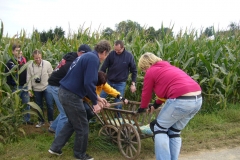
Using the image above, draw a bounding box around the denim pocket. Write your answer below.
[171,99,201,120]
[171,107,191,120]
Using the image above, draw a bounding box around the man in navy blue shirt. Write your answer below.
[48,44,92,136]
[48,40,111,160]
[100,40,137,110]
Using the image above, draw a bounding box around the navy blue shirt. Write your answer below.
[60,51,99,105]
[100,49,137,83]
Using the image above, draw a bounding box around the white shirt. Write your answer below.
[27,60,53,91]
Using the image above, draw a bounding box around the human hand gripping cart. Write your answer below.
[95,101,161,160]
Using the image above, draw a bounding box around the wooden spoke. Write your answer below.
[99,125,118,144]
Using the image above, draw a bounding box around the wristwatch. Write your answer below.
[117,94,125,102]
[131,82,135,86]
[119,96,123,100]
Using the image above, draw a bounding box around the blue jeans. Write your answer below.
[34,88,54,123]
[50,87,89,159]
[154,97,202,160]
[48,85,67,137]
[13,86,30,122]
[100,81,126,109]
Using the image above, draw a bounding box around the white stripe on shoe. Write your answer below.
[48,149,62,156]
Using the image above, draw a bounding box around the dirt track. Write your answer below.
[179,146,240,160]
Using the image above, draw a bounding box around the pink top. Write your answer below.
[140,61,201,108]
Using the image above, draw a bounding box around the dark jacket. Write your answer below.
[5,57,27,86]
[100,49,137,83]
[60,51,100,105]
[48,52,78,86]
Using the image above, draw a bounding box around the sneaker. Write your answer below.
[48,149,62,156]
[35,122,45,128]
[76,154,94,160]
[49,121,53,126]
[48,127,55,134]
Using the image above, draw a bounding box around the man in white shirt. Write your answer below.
[27,50,53,128]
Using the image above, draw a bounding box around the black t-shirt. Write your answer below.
[48,52,78,86]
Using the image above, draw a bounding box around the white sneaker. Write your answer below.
[48,127,55,133]
[49,121,53,126]
[48,149,62,156]
[36,122,45,128]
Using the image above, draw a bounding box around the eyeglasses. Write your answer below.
[115,47,124,53]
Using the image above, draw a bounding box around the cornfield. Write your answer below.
[0,20,240,143]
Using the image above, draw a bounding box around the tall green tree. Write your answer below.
[204,26,214,37]
[37,26,65,43]
[228,22,239,31]
[145,26,156,42]
[53,26,65,40]
[155,27,173,40]
[102,27,114,39]
[115,20,142,36]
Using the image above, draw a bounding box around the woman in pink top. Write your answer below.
[138,52,202,160]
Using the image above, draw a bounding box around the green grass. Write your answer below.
[181,104,240,153]
[0,104,240,160]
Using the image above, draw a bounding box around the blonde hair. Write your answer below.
[138,52,162,71]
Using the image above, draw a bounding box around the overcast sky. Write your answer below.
[0,0,239,37]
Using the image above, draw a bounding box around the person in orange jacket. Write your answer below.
[83,71,128,120]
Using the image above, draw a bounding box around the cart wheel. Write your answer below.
[117,123,141,160]
[99,125,118,143]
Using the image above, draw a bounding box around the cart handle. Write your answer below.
[108,100,141,107]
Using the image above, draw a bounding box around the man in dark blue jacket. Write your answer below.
[49,40,111,160]
[48,44,92,136]
[100,40,137,110]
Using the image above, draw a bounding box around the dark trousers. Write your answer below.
[13,86,30,122]
[50,87,89,159]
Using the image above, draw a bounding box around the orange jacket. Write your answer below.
[84,83,120,103]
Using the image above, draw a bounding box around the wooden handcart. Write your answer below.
[96,101,161,160]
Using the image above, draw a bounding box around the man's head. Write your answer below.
[94,40,111,62]
[77,44,92,56]
[114,40,124,54]
[32,50,42,65]
[12,44,22,59]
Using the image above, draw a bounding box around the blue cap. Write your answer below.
[78,44,92,53]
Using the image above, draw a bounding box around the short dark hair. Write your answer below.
[94,40,111,54]
[114,40,124,48]
[12,44,21,51]
[32,49,41,56]
[97,71,107,86]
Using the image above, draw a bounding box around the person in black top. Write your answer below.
[100,40,137,110]
[5,44,33,125]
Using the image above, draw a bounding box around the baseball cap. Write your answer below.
[78,44,92,53]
